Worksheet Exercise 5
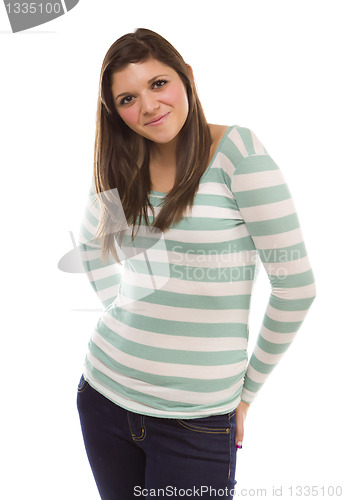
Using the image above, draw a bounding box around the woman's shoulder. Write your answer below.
[209,122,266,156]
[208,122,254,139]
[208,124,232,157]
[208,123,231,142]
[208,123,271,173]
[208,123,249,147]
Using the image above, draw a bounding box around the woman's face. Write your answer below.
[111,58,189,145]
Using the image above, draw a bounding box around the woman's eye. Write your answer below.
[120,95,134,105]
[118,80,167,105]
[152,79,167,89]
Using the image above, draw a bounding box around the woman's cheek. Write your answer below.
[162,85,183,105]
[119,106,139,127]
[161,84,189,117]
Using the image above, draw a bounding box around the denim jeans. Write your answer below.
[76,374,238,499]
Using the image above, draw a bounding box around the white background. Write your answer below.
[1,0,343,498]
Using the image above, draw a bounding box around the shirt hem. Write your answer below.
[83,372,241,419]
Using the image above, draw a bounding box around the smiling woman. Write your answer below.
[75,27,316,500]
[91,28,212,249]
[111,58,189,147]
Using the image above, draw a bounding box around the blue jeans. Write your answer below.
[76,374,238,499]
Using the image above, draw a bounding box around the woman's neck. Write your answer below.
[149,137,178,168]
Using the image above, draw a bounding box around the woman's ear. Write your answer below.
[186,64,194,82]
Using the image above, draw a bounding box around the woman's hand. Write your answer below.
[235,400,250,449]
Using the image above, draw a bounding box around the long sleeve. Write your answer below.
[78,178,124,310]
[230,129,316,404]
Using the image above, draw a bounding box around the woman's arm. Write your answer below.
[230,128,317,404]
[78,177,123,310]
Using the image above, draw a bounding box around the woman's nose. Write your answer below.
[141,93,159,114]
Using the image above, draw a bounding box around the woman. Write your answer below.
[76,28,316,499]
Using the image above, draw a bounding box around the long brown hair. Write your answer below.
[92,28,212,264]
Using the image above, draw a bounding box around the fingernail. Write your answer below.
[236,442,243,449]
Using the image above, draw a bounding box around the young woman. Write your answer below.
[76,28,316,499]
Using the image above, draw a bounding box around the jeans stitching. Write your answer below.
[136,415,146,442]
[228,432,232,479]
[228,409,236,419]
[127,413,146,442]
[77,376,89,393]
[176,419,231,434]
[228,413,236,478]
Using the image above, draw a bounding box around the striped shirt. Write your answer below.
[78,124,316,418]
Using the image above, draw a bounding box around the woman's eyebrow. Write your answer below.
[114,74,169,101]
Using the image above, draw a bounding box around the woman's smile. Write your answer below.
[145,112,171,127]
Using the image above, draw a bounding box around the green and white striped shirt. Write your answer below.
[78,124,316,418]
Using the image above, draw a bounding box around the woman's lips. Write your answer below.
[145,112,170,127]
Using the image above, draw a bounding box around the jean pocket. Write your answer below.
[77,374,89,393]
[176,413,231,434]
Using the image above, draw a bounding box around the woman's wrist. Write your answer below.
[239,400,250,409]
